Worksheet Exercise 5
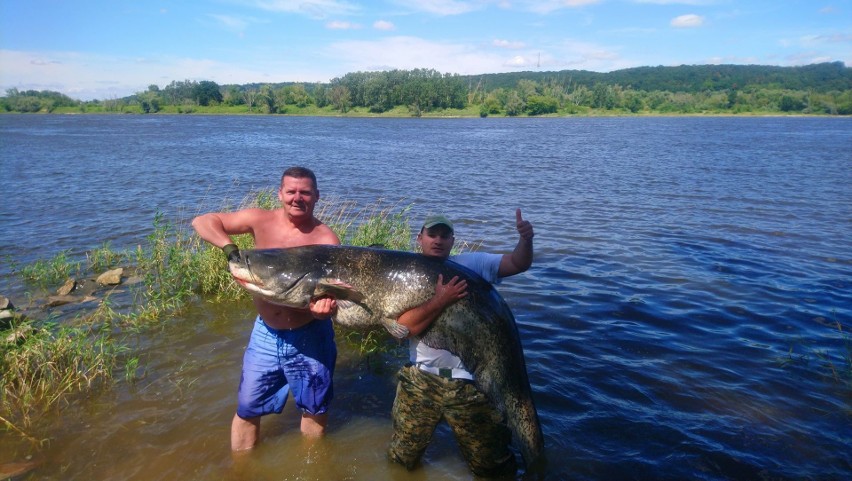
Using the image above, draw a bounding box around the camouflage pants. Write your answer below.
[388,364,517,478]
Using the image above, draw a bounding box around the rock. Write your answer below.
[46,295,78,307]
[96,268,124,286]
[1,296,16,328]
[57,278,77,296]
[4,324,34,344]
[75,278,100,296]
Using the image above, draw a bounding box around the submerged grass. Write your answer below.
[777,313,852,390]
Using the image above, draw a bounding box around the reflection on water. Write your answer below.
[1,115,851,480]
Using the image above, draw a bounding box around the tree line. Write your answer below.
[3,62,851,116]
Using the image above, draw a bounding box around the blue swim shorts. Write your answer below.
[236,316,337,419]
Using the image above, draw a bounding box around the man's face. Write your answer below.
[417,225,454,259]
[278,176,318,220]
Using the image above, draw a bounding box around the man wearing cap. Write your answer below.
[388,209,534,478]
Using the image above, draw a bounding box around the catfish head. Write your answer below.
[227,248,321,308]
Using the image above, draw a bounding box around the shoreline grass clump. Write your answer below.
[86,242,128,272]
[0,317,122,433]
[16,250,80,287]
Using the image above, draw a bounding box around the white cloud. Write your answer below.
[517,0,601,14]
[671,14,704,28]
[326,36,501,73]
[390,0,600,15]
[493,39,526,49]
[248,0,359,19]
[326,20,361,29]
[506,55,528,67]
[552,39,627,70]
[323,35,633,76]
[632,0,714,4]
[373,20,396,31]
[388,0,483,16]
[208,14,251,32]
[0,49,333,100]
[800,33,852,46]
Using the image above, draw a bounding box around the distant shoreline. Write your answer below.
[1,109,841,118]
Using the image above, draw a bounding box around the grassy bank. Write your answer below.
[43,103,834,117]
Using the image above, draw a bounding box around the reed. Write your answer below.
[0,318,120,430]
[16,249,80,287]
[86,241,128,272]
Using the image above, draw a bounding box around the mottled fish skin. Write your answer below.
[229,245,545,468]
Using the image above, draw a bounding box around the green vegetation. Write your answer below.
[1,319,121,433]
[3,62,850,116]
[0,193,417,443]
[15,250,80,287]
[86,242,128,272]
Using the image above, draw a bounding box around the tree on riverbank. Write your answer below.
[2,62,851,116]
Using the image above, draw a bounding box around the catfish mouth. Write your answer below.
[231,257,311,302]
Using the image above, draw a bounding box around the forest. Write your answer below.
[2,62,851,116]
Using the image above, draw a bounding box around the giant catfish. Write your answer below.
[228,245,545,469]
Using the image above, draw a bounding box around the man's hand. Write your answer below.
[516,208,534,241]
[434,274,468,307]
[310,296,338,318]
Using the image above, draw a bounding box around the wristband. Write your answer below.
[222,243,239,261]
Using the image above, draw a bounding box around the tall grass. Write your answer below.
[16,250,80,287]
[0,318,121,432]
[86,242,128,272]
[132,213,200,319]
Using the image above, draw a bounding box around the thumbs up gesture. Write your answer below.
[516,208,534,241]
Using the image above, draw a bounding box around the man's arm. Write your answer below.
[397,275,467,337]
[191,209,260,248]
[498,208,534,278]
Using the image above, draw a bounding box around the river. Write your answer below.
[1,115,850,480]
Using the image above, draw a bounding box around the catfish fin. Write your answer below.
[331,300,374,327]
[381,318,410,339]
[315,278,366,303]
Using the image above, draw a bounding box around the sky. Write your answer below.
[1,0,850,101]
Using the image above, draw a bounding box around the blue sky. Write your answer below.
[1,0,850,100]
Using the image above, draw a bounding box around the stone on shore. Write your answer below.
[96,268,124,286]
[57,278,77,296]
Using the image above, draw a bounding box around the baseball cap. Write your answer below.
[422,214,454,232]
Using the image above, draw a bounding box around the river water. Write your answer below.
[1,115,850,480]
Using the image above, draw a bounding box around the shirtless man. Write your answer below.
[191,166,340,451]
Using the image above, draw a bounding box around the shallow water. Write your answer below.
[1,115,851,480]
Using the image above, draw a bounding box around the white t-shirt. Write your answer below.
[409,252,503,380]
